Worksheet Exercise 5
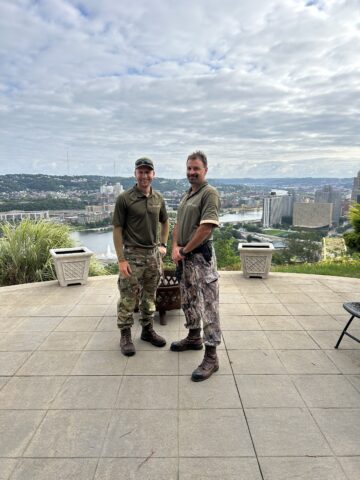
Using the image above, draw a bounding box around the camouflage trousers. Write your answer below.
[117,247,161,330]
[180,253,221,346]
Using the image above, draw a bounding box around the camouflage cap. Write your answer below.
[135,157,154,170]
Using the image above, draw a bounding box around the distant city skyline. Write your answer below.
[0,0,359,178]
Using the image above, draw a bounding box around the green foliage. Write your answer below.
[273,256,360,279]
[270,231,323,265]
[213,226,239,269]
[0,173,188,196]
[0,219,74,286]
[344,231,360,252]
[348,203,360,233]
[104,262,120,275]
[242,223,262,233]
[0,198,87,212]
[88,258,108,276]
[83,218,112,228]
[285,235,321,263]
[263,229,288,237]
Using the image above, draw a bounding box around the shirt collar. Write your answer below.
[186,181,208,198]
[134,184,152,198]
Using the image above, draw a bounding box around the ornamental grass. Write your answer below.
[0,219,74,286]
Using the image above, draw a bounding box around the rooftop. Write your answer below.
[0,272,360,479]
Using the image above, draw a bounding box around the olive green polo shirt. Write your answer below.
[112,185,168,248]
[176,182,220,246]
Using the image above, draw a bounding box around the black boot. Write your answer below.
[191,345,219,382]
[120,328,136,356]
[141,323,166,347]
[170,328,203,352]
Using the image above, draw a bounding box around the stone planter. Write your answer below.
[156,269,181,325]
[238,243,274,279]
[50,247,93,287]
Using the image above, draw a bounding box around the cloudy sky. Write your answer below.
[0,0,359,178]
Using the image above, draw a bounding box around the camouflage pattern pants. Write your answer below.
[180,253,221,346]
[117,247,161,330]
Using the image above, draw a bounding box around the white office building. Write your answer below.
[262,192,295,228]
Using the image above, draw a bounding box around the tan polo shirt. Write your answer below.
[176,182,220,246]
[112,185,168,248]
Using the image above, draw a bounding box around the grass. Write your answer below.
[262,229,288,237]
[272,259,360,279]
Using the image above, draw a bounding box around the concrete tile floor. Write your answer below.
[0,272,359,479]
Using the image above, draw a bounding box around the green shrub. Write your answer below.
[349,203,360,233]
[0,219,74,286]
[344,231,360,252]
[88,257,108,276]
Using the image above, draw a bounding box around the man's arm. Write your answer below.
[159,219,169,256]
[172,223,214,263]
[113,226,132,278]
[171,224,179,262]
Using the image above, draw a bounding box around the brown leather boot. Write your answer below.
[170,328,203,352]
[120,328,136,356]
[141,324,166,347]
[191,346,219,382]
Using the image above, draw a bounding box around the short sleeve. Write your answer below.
[159,197,168,223]
[112,194,127,227]
[200,189,220,226]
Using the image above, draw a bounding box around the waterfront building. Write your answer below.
[0,210,50,221]
[262,192,295,228]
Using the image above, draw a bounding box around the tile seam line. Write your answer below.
[222,336,265,480]
[95,351,128,475]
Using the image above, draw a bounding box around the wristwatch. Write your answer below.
[160,243,167,248]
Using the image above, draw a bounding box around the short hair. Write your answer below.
[187,150,207,167]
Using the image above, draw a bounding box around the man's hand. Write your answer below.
[158,246,167,256]
[119,260,132,278]
[172,246,185,263]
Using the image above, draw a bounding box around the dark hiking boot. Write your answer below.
[120,328,136,356]
[191,346,219,382]
[170,328,202,352]
[141,324,166,347]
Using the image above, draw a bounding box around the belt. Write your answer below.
[124,246,157,253]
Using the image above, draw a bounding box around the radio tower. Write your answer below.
[67,149,70,175]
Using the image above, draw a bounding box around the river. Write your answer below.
[71,210,263,255]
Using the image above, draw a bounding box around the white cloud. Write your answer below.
[0,0,359,177]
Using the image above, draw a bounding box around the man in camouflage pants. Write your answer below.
[171,151,221,381]
[113,157,169,356]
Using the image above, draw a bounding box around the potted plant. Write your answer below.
[238,242,274,279]
[50,246,93,287]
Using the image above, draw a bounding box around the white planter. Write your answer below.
[238,243,274,279]
[50,247,93,287]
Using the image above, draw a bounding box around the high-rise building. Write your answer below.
[315,185,342,225]
[351,170,360,203]
[293,203,332,229]
[262,192,295,228]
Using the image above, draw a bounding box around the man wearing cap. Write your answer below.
[113,157,169,356]
[171,151,221,382]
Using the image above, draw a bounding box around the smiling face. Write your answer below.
[186,158,208,190]
[135,166,155,192]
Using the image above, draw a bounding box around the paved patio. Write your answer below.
[0,272,359,479]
